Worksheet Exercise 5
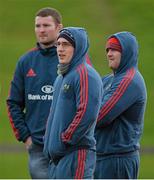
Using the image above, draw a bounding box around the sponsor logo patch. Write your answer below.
[28,85,54,101]
[28,94,53,100]
[41,85,54,94]
[26,68,36,77]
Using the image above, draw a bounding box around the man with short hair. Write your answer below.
[44,27,103,179]
[7,7,62,178]
[94,32,147,179]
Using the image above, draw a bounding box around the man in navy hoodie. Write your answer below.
[44,27,103,179]
[94,32,147,179]
[6,7,63,178]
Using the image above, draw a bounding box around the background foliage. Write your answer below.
[0,0,154,178]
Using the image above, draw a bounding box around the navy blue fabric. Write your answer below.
[48,149,96,179]
[94,32,147,178]
[96,31,147,154]
[44,27,103,162]
[95,151,139,179]
[7,44,58,145]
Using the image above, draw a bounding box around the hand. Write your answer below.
[24,136,32,149]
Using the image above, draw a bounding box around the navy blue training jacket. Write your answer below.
[95,32,147,155]
[7,44,59,145]
[43,27,103,160]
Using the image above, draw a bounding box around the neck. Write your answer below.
[39,41,56,49]
[57,63,70,75]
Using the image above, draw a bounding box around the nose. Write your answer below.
[39,26,45,32]
[107,49,113,56]
[57,44,64,52]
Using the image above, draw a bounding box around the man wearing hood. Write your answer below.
[43,27,103,179]
[94,32,147,179]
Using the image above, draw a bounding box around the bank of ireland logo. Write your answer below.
[28,85,54,101]
[41,85,54,94]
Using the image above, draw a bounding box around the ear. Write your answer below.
[58,24,63,31]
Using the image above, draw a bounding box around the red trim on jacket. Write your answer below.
[7,105,20,140]
[97,68,135,122]
[29,47,39,52]
[85,54,92,66]
[75,149,87,179]
[61,64,88,142]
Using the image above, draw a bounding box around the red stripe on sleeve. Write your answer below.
[7,105,20,140]
[61,64,88,142]
[98,68,135,122]
[86,54,92,66]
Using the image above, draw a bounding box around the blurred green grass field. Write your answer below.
[0,0,154,178]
